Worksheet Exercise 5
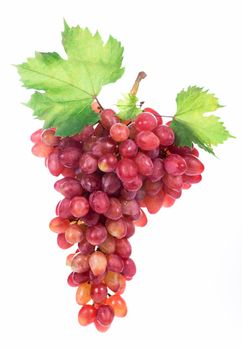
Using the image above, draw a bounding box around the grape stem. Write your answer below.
[94,96,104,111]
[130,71,147,96]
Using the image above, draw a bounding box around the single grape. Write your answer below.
[71,253,90,273]
[110,123,130,142]
[183,155,204,175]
[86,224,107,246]
[89,251,107,276]
[96,305,114,326]
[89,191,110,214]
[41,128,60,146]
[56,198,72,219]
[154,125,174,146]
[119,139,138,158]
[80,173,101,192]
[134,112,157,131]
[124,218,135,238]
[133,209,147,227]
[32,142,53,158]
[30,128,43,143]
[107,254,124,273]
[100,109,119,130]
[79,153,98,174]
[90,283,108,304]
[98,153,117,172]
[162,174,183,191]
[65,224,84,244]
[99,235,116,254]
[70,196,89,218]
[104,198,122,220]
[105,271,126,293]
[115,238,132,258]
[76,282,91,305]
[135,152,154,176]
[106,294,127,317]
[54,177,82,199]
[106,218,127,239]
[78,305,97,326]
[57,233,73,249]
[101,173,121,195]
[136,131,160,151]
[164,154,187,176]
[78,239,95,255]
[122,258,136,280]
[148,158,165,182]
[116,158,138,182]
[59,146,81,168]
[47,150,64,176]
[144,107,163,126]
[49,217,70,233]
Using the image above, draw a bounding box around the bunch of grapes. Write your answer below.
[30,106,204,332]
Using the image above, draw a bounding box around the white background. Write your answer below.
[0,0,242,349]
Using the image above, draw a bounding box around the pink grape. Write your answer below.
[183,155,204,175]
[134,112,157,131]
[90,283,107,304]
[154,125,175,146]
[136,131,160,150]
[98,153,117,172]
[122,258,136,280]
[107,254,124,273]
[89,251,107,276]
[115,238,132,258]
[41,128,60,146]
[89,191,110,214]
[110,123,130,142]
[104,198,122,220]
[100,109,119,130]
[54,177,82,198]
[96,305,114,326]
[71,253,90,273]
[86,224,107,245]
[164,154,187,176]
[119,139,138,158]
[70,196,89,218]
[135,152,154,176]
[79,153,98,174]
[106,218,127,239]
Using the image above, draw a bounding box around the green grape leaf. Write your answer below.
[117,93,142,120]
[171,86,234,154]
[17,21,124,136]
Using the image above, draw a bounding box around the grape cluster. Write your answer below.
[30,106,204,331]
